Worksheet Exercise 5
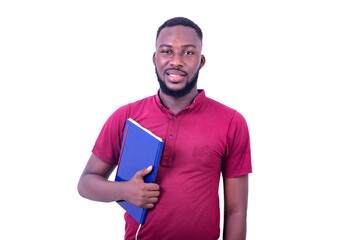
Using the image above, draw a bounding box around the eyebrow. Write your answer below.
[159,44,197,48]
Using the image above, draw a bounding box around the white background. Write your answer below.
[1,0,359,239]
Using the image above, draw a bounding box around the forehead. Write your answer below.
[156,25,202,49]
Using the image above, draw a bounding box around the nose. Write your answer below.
[170,52,183,68]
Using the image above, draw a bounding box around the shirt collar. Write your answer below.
[155,89,206,115]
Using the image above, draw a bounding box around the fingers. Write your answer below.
[136,183,160,209]
[147,183,160,191]
[136,166,153,179]
[135,191,159,209]
[142,196,159,209]
[143,203,155,209]
[143,187,160,197]
[126,166,161,209]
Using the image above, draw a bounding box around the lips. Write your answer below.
[165,69,187,82]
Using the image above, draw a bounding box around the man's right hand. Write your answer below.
[123,166,160,209]
[78,154,160,208]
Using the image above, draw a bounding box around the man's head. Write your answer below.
[153,17,205,98]
[156,17,203,44]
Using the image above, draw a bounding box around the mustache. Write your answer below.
[164,68,188,76]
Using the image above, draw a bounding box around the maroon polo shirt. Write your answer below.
[92,90,252,240]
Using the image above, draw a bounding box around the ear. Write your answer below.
[153,52,156,66]
[200,55,206,69]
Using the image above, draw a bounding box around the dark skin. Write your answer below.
[153,25,206,114]
[78,25,249,240]
[78,154,160,209]
[223,175,249,240]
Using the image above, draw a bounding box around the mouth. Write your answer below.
[165,70,187,82]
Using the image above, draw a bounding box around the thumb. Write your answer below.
[136,166,153,179]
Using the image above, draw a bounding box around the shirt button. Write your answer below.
[168,135,173,140]
[173,117,177,121]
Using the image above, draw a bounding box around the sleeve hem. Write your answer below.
[92,149,118,165]
[223,168,252,178]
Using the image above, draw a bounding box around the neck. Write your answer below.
[159,87,199,115]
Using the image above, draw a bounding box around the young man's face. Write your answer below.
[153,25,205,97]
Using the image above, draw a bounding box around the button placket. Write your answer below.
[161,115,181,167]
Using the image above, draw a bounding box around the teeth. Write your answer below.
[169,74,180,77]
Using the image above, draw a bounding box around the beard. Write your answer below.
[155,67,200,98]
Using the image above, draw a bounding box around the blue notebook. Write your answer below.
[115,118,164,225]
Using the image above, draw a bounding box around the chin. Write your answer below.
[155,67,199,98]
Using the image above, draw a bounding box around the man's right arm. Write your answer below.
[77,154,160,209]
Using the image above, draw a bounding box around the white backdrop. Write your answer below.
[1,0,359,239]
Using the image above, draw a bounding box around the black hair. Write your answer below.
[156,17,203,42]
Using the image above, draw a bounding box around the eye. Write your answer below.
[160,49,173,55]
[184,51,194,56]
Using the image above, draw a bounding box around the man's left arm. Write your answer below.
[223,174,249,240]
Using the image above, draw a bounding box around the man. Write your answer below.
[78,17,252,240]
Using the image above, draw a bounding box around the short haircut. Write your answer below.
[156,17,203,42]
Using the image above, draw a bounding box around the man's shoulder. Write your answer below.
[205,95,237,114]
[206,96,234,110]
[203,95,247,123]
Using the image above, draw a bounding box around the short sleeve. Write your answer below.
[92,107,127,165]
[222,111,252,178]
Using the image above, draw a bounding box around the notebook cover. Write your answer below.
[115,118,164,225]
